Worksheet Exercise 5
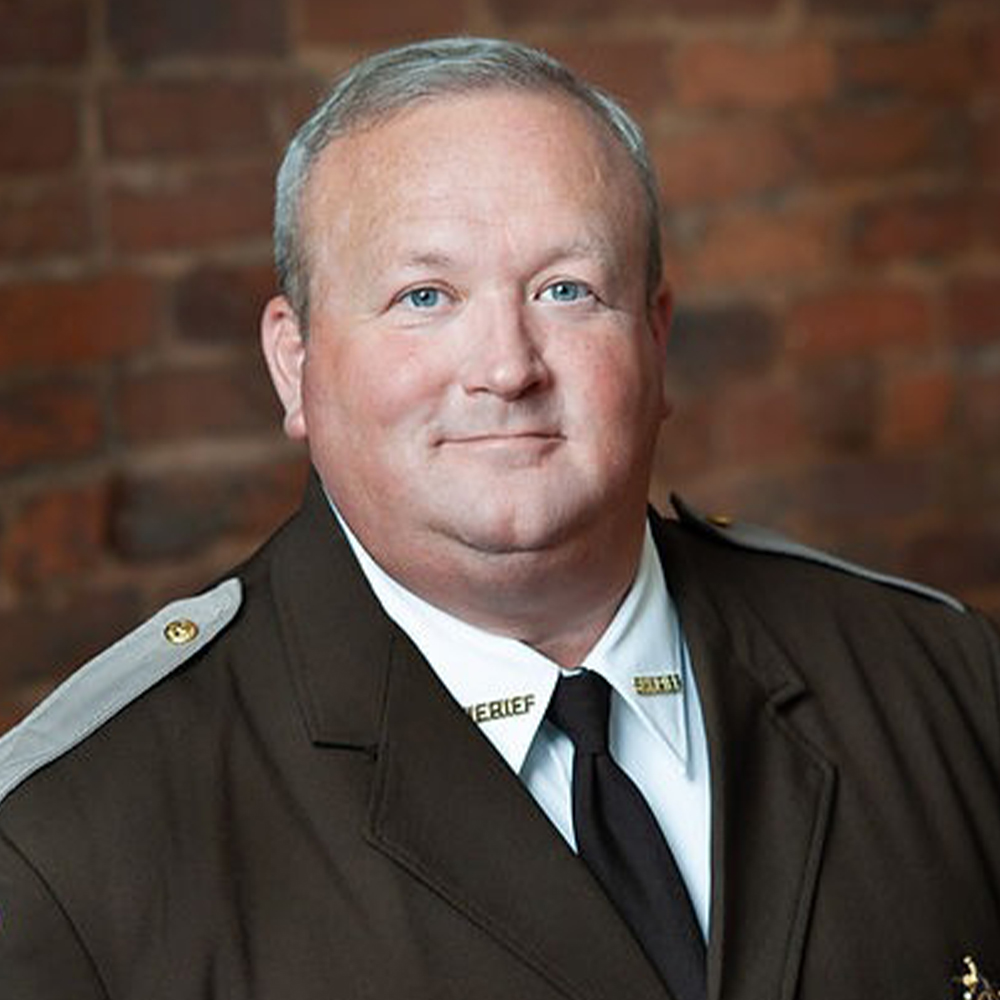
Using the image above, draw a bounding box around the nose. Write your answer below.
[461,298,550,400]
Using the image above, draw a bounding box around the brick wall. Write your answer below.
[1,0,997,731]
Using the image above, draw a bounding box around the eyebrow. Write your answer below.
[396,250,458,270]
[392,238,616,272]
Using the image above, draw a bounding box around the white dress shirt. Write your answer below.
[335,510,713,936]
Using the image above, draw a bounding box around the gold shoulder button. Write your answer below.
[708,514,733,528]
[164,618,199,645]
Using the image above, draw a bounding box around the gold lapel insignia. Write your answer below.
[957,956,999,1000]
[633,673,683,696]
[465,693,537,724]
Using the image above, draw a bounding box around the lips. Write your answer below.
[437,430,565,451]
[446,431,561,443]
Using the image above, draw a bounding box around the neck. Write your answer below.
[379,523,647,669]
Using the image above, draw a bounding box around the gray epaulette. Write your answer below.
[671,495,966,614]
[0,578,242,807]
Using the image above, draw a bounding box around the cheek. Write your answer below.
[566,339,660,423]
[303,338,451,440]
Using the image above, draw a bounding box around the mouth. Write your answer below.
[440,431,563,446]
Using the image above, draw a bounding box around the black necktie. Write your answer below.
[547,670,706,1000]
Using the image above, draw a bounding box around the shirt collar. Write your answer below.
[331,502,690,777]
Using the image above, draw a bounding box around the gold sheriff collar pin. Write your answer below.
[633,673,683,696]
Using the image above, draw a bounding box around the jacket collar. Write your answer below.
[268,470,391,749]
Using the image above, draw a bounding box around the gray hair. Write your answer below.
[274,37,663,322]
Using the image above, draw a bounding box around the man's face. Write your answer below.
[263,90,671,584]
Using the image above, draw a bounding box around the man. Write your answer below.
[0,37,998,1000]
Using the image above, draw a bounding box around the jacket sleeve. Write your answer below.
[0,831,109,999]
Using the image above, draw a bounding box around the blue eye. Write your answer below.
[541,281,590,303]
[402,287,443,309]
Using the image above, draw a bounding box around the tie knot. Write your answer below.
[546,671,611,754]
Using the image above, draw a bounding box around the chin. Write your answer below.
[442,499,594,558]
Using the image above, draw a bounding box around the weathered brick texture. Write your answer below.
[173,263,277,344]
[673,40,835,110]
[107,0,288,63]
[0,88,80,173]
[0,275,158,371]
[107,166,275,254]
[101,80,275,160]
[0,185,90,262]
[298,0,469,44]
[653,122,799,206]
[0,0,89,68]
[0,383,104,474]
[788,286,935,358]
[1,0,998,730]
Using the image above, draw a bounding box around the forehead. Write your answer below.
[300,90,646,267]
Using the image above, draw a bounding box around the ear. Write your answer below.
[261,295,308,440]
[648,284,674,420]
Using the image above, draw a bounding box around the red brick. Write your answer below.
[987,195,1000,250]
[1,480,110,587]
[784,456,937,524]
[0,88,79,173]
[102,79,274,160]
[666,301,779,388]
[976,113,1000,179]
[116,361,281,445]
[851,192,983,263]
[715,383,810,464]
[0,184,90,262]
[788,285,934,358]
[491,0,779,22]
[795,107,957,180]
[298,0,467,44]
[688,206,835,286]
[983,21,1000,93]
[0,383,103,473]
[799,358,880,452]
[948,275,1000,345]
[651,397,715,482]
[674,40,834,110]
[235,454,309,537]
[0,274,158,373]
[904,529,1000,592]
[653,121,798,206]
[544,40,672,114]
[0,700,28,734]
[807,0,936,12]
[0,0,88,68]
[273,73,328,139]
[107,0,288,63]
[962,369,1000,444]
[880,365,954,448]
[841,33,981,102]
[174,262,276,344]
[111,455,306,561]
[0,589,142,690]
[111,472,236,561]
[107,166,274,254]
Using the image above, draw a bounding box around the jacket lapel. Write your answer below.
[368,632,674,1000]
[655,517,836,1000]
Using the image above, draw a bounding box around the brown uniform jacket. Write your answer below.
[1,474,999,1000]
